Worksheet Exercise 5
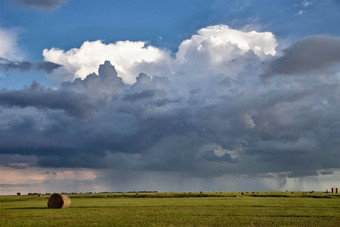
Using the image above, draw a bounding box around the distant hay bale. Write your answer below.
[47,193,71,209]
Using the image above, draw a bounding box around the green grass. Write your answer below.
[1,192,339,226]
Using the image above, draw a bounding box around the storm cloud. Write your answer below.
[11,0,67,10]
[262,36,340,78]
[0,57,62,73]
[1,26,340,193]
[0,81,96,117]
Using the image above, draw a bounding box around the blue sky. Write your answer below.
[0,0,340,194]
[1,0,339,88]
[1,0,339,58]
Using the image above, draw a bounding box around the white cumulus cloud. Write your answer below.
[177,25,276,63]
[175,25,277,79]
[43,25,277,83]
[43,40,172,84]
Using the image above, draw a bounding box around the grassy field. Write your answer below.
[0,192,339,226]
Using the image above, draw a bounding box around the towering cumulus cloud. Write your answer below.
[43,25,277,83]
[1,25,340,192]
[43,40,172,83]
[175,25,277,78]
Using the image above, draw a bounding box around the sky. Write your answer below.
[0,0,340,194]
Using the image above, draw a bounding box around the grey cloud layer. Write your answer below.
[262,36,340,78]
[0,57,61,73]
[12,0,67,10]
[1,34,340,180]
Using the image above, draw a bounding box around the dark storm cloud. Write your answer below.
[0,154,37,168]
[199,151,235,163]
[123,90,156,101]
[0,57,61,73]
[12,0,67,10]
[0,81,98,117]
[319,169,334,175]
[261,36,340,78]
[0,184,30,187]
[1,60,340,178]
[35,61,62,73]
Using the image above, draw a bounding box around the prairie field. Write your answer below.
[0,192,339,226]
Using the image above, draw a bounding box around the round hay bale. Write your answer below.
[47,193,71,209]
